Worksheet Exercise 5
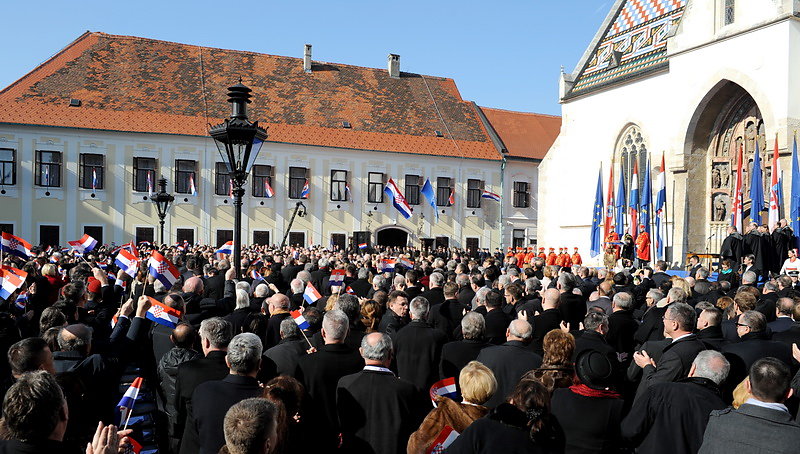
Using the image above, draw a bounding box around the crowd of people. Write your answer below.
[1,238,800,453]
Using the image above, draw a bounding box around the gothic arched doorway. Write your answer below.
[376,227,409,247]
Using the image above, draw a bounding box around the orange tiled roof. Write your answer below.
[479,107,561,160]
[0,32,500,161]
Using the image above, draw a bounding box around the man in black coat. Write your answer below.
[191,333,264,454]
[558,274,587,329]
[336,332,427,454]
[483,291,512,345]
[439,312,488,382]
[743,223,771,281]
[768,297,795,333]
[622,350,730,454]
[428,282,468,342]
[295,310,364,452]
[203,261,227,301]
[394,296,447,391]
[476,319,543,408]
[720,225,744,265]
[260,318,307,380]
[348,268,372,299]
[176,317,233,454]
[696,307,727,350]
[378,290,409,337]
[721,310,793,388]
[264,293,292,349]
[651,260,672,289]
[772,302,800,347]
[606,292,639,366]
[531,289,563,355]
[157,324,201,451]
[420,271,446,307]
[309,258,331,294]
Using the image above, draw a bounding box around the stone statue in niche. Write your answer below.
[713,195,728,222]
[718,163,731,188]
[711,168,721,189]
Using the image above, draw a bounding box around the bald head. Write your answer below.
[171,324,196,349]
[507,319,532,342]
[58,324,93,354]
[268,293,289,312]
[184,276,204,295]
[543,288,560,309]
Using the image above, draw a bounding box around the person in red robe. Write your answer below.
[524,247,536,265]
[537,247,546,261]
[515,248,526,266]
[555,248,565,267]
[546,248,557,266]
[605,231,620,260]
[571,248,583,266]
[635,225,651,268]
[562,247,572,268]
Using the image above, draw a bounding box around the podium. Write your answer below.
[686,252,720,270]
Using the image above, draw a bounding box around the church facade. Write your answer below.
[538,0,800,266]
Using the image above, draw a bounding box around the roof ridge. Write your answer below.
[478,106,561,119]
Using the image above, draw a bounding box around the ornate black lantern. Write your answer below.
[152,177,174,245]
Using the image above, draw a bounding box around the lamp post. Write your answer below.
[152,177,174,245]
[209,81,268,279]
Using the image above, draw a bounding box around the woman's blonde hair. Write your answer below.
[41,263,57,277]
[459,361,497,405]
[671,277,691,296]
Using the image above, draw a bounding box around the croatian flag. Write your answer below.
[429,377,458,406]
[629,160,640,239]
[110,242,137,257]
[215,241,234,255]
[127,438,143,454]
[303,282,322,305]
[15,291,27,310]
[300,179,310,199]
[0,266,28,300]
[139,241,151,247]
[290,310,310,330]
[345,286,355,295]
[358,242,368,250]
[92,168,98,191]
[1,232,33,259]
[329,269,346,284]
[68,234,98,253]
[189,174,197,196]
[115,249,140,278]
[251,258,263,268]
[732,144,744,233]
[264,180,275,198]
[426,426,460,454]
[399,258,414,269]
[380,259,396,273]
[481,190,501,202]
[654,153,667,260]
[148,251,181,290]
[384,178,412,219]
[146,297,182,328]
[147,172,154,198]
[448,188,455,206]
[117,377,143,424]
[768,136,781,230]
[250,270,263,282]
[96,260,109,270]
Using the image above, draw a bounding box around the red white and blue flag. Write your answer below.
[448,188,455,206]
[1,232,33,259]
[380,259,396,273]
[0,266,28,300]
[329,269,346,285]
[68,234,98,253]
[125,438,143,454]
[654,153,667,260]
[117,377,143,424]
[384,178,412,219]
[290,310,310,330]
[92,168,98,191]
[110,242,137,257]
[429,377,458,406]
[399,258,414,269]
[147,172,154,198]
[300,179,310,198]
[215,241,234,255]
[629,161,640,239]
[358,242,368,250]
[481,190,501,202]
[769,137,781,230]
[146,297,182,328]
[731,144,744,233]
[303,282,322,305]
[189,174,198,197]
[426,426,459,454]
[14,291,28,310]
[148,251,180,290]
[115,249,140,278]
[345,286,355,295]
[264,179,275,198]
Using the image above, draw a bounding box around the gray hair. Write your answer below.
[153,279,167,294]
[646,289,664,301]
[279,317,299,339]
[235,280,251,295]
[429,272,444,287]
[456,274,469,286]
[507,268,520,278]
[358,268,369,279]
[475,287,490,307]
[667,287,687,304]
[692,350,730,385]
[666,302,696,332]
[393,274,406,288]
[322,309,349,341]
[372,275,386,290]
[696,268,710,280]
[226,333,263,374]
[557,273,576,292]
[497,275,511,287]
[461,312,485,340]
[297,270,311,284]
[764,281,779,292]
[613,292,633,310]
[318,258,329,268]
[254,283,269,298]
[508,319,532,340]
[58,324,93,352]
[235,289,250,310]
[742,271,757,285]
[360,333,393,362]
[525,277,541,294]
[740,310,766,332]
[583,312,608,332]
[199,317,233,349]
[335,294,360,321]
[409,296,430,320]
[290,279,304,294]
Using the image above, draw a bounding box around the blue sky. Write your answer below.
[0,0,613,116]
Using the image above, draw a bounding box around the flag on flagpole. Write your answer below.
[0,232,34,259]
[68,234,98,253]
[791,135,800,249]
[300,179,310,199]
[189,174,197,196]
[303,282,322,305]
[629,160,640,239]
[147,172,154,198]
[732,144,744,233]
[117,377,143,425]
[145,297,182,328]
[147,251,181,290]
[264,179,275,198]
[384,178,413,219]
[750,140,765,224]
[426,426,459,454]
[614,167,626,237]
[421,178,438,220]
[379,259,396,272]
[640,155,652,234]
[590,167,603,257]
[215,241,234,255]
[655,153,667,260]
[448,188,455,206]
[14,291,28,311]
[768,136,781,230]
[290,310,310,330]
[429,377,458,406]
[92,168,98,192]
[480,190,501,202]
[604,162,615,239]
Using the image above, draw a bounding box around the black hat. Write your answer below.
[575,350,615,390]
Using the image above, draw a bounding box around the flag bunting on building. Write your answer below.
[384,178,412,219]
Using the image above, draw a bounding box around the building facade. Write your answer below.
[538,0,800,265]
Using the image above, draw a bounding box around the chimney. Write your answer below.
[387,53,400,78]
[303,44,312,73]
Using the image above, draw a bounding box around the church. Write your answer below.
[538,0,800,266]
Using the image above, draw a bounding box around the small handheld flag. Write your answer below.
[14,292,27,311]
[115,249,140,278]
[329,269,346,285]
[380,259,396,273]
[125,438,143,454]
[215,241,234,255]
[118,377,143,427]
[0,267,28,300]
[147,251,181,290]
[290,310,310,330]
[250,270,263,282]
[1,232,34,259]
[429,377,458,406]
[303,282,322,305]
[68,234,98,253]
[426,426,460,454]
[145,297,182,329]
[358,242,368,250]
[345,286,355,295]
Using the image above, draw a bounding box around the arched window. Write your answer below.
[724,0,735,26]
[614,125,649,204]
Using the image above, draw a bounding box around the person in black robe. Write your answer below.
[743,223,770,282]
[772,220,794,270]
[719,225,744,265]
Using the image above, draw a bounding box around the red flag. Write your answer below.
[732,144,744,232]
[604,162,615,238]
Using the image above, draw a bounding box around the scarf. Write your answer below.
[569,384,621,399]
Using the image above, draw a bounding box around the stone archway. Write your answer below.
[376,226,409,247]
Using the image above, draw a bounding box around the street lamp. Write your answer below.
[152,177,174,245]
[209,81,268,279]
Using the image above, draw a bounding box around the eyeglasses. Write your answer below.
[735,323,750,328]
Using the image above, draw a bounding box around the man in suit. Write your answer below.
[476,319,543,408]
[721,310,792,388]
[483,290,512,345]
[740,254,759,282]
[191,333,264,454]
[622,350,730,454]
[439,312,488,382]
[265,293,291,349]
[403,269,424,300]
[176,317,233,454]
[378,290,409,337]
[651,260,672,289]
[336,333,427,454]
[261,318,306,380]
[558,274,587,329]
[296,310,364,452]
[530,288,563,355]
[203,260,228,301]
[420,272,446,307]
[606,292,639,367]
[768,297,795,334]
[687,255,702,280]
[394,296,447,391]
[428,282,468,342]
[772,302,800,347]
[699,358,800,453]
[632,303,706,399]
[696,307,727,350]
[348,268,372,298]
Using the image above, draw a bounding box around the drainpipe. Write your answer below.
[500,156,507,250]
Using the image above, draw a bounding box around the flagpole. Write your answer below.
[298,326,313,349]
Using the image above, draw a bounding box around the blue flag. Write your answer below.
[615,168,626,236]
[421,178,438,220]
[640,155,652,234]
[590,168,604,257]
[791,136,800,249]
[750,141,764,224]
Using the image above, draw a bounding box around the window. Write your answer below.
[421,238,434,251]
[289,232,306,247]
[176,228,194,245]
[467,179,483,208]
[289,167,308,199]
[330,170,347,201]
[368,172,384,203]
[83,226,103,245]
[0,149,15,185]
[252,165,274,198]
[36,151,62,187]
[215,162,232,196]
[405,175,421,205]
[436,177,452,206]
[253,231,270,246]
[353,231,370,249]
[0,224,13,235]
[175,160,196,194]
[79,154,104,190]
[466,237,480,252]
[39,225,60,247]
[435,236,449,249]
[135,227,155,245]
[513,229,525,248]
[216,229,233,247]
[331,233,346,251]
[513,182,530,208]
[724,0,735,25]
[133,157,157,192]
